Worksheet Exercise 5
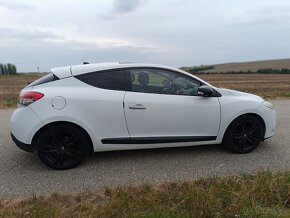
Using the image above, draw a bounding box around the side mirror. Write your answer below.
[197,85,214,97]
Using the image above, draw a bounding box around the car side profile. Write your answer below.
[10,62,276,169]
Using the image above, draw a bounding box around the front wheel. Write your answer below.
[223,115,264,153]
[36,124,90,170]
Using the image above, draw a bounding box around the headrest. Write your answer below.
[131,73,135,82]
[138,72,149,85]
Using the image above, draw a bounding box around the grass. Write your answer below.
[1,171,290,217]
[0,73,290,108]
[275,92,290,98]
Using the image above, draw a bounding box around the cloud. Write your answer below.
[0,0,34,11]
[100,0,145,20]
[112,0,144,14]
[0,37,165,72]
[0,25,163,72]
[0,26,62,42]
[0,25,160,52]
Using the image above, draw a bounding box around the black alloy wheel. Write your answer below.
[36,124,90,170]
[223,115,263,153]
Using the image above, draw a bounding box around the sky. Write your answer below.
[0,0,290,72]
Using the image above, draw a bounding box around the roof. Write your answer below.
[50,62,209,86]
[70,62,185,76]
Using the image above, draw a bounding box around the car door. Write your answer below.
[74,68,131,141]
[123,68,221,142]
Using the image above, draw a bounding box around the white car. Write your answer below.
[10,62,276,169]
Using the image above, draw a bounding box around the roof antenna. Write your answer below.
[83,62,90,65]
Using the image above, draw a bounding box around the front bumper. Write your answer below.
[11,133,35,153]
[259,104,276,139]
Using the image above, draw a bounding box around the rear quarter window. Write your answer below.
[27,73,59,87]
[75,69,131,91]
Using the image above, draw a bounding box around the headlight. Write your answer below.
[263,101,274,109]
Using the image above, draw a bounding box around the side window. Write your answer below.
[130,68,201,96]
[75,69,131,91]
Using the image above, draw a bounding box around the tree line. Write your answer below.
[182,66,290,74]
[256,68,290,74]
[0,63,17,75]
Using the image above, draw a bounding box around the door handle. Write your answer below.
[129,104,147,110]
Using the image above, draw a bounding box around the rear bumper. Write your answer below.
[10,106,43,145]
[11,133,35,153]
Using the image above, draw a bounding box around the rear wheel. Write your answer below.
[223,115,263,153]
[36,124,90,170]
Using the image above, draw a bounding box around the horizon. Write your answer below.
[12,57,289,73]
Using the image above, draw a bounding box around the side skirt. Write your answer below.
[101,136,217,144]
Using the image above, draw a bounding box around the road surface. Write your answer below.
[0,100,289,197]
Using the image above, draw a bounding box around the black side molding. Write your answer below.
[102,136,217,144]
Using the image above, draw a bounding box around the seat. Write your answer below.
[137,72,149,91]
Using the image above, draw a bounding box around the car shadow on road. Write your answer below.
[79,140,278,171]
[84,144,227,166]
[5,141,273,173]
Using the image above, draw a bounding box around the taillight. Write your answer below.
[19,91,44,106]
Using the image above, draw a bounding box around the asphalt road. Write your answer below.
[1,100,290,198]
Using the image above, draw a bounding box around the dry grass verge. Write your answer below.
[1,171,290,217]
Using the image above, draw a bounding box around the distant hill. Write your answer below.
[182,58,290,73]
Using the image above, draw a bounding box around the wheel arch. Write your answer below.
[31,121,94,153]
[222,113,266,142]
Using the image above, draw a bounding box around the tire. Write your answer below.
[223,115,263,153]
[36,124,90,170]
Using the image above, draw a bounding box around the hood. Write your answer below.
[216,88,264,102]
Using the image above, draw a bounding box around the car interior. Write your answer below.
[130,69,201,96]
